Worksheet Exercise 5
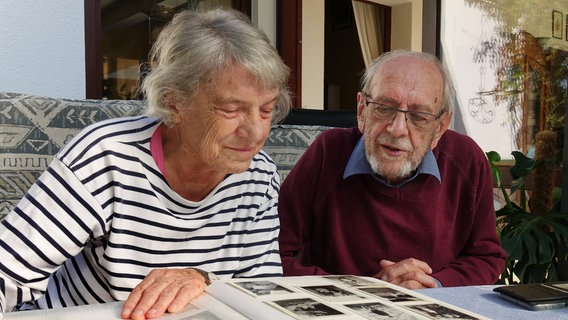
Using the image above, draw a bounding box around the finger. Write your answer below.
[166,282,206,313]
[127,270,173,320]
[129,283,166,320]
[379,259,395,268]
[121,290,141,319]
[141,285,179,319]
[144,272,207,318]
[121,277,158,319]
[401,258,433,274]
[125,269,208,319]
[397,279,425,289]
[378,258,432,283]
[375,259,395,279]
[393,271,438,289]
[406,272,437,288]
[378,262,414,282]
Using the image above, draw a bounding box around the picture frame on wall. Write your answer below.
[552,10,563,39]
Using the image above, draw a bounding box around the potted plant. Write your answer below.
[487,130,568,284]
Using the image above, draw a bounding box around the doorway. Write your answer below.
[324,0,390,110]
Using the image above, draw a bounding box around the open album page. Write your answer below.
[206,275,490,320]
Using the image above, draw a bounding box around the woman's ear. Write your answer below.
[166,91,182,124]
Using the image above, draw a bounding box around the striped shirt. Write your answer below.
[0,116,282,313]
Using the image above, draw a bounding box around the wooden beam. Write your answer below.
[84,0,102,99]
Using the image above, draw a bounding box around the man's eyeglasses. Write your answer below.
[364,94,445,131]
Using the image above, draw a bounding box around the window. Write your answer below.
[86,0,249,100]
[441,0,568,158]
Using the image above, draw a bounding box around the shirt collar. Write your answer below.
[343,137,441,187]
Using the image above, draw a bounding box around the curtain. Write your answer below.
[352,0,384,67]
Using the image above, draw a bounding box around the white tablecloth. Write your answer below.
[419,285,568,319]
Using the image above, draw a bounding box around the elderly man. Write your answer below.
[278,50,506,289]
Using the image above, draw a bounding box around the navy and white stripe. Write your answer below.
[0,116,282,313]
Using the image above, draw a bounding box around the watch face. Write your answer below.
[208,272,220,282]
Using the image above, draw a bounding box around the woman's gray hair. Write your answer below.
[360,50,455,114]
[142,9,292,126]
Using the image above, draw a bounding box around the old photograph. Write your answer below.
[358,287,423,303]
[345,301,420,320]
[270,298,345,318]
[324,275,380,288]
[407,303,481,320]
[300,285,366,302]
[231,280,294,296]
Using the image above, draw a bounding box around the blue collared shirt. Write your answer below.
[343,137,441,187]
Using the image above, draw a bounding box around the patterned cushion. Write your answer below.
[0,93,332,221]
[263,124,331,182]
[0,93,146,219]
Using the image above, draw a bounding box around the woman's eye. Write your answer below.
[217,105,240,114]
[261,107,274,116]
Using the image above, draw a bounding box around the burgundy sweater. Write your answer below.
[278,127,506,287]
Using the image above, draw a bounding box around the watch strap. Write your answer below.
[190,267,217,286]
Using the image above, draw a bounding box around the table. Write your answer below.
[4,284,568,319]
[419,285,568,319]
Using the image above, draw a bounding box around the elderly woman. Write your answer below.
[0,8,291,320]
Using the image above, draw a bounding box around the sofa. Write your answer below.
[0,92,357,220]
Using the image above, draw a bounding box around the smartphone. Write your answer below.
[493,282,568,311]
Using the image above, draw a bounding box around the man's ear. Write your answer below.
[430,111,452,149]
[356,93,366,133]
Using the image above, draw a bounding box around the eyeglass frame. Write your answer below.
[362,93,446,131]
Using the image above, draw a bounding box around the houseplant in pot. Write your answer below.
[488,130,568,284]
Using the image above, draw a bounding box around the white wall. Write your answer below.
[441,0,568,157]
[441,1,515,157]
[252,0,277,47]
[301,0,326,110]
[0,0,85,99]
[390,1,422,51]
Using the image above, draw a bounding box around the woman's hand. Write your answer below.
[121,268,207,320]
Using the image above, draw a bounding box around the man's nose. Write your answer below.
[386,110,409,136]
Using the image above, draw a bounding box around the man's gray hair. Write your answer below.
[360,50,455,114]
[142,9,292,126]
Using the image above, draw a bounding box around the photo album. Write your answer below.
[175,275,488,320]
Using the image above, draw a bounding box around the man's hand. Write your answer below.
[374,258,438,289]
[121,268,207,320]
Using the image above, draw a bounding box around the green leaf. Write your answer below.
[486,151,501,163]
[492,149,567,284]
[509,151,534,180]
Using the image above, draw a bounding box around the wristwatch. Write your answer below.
[190,267,219,286]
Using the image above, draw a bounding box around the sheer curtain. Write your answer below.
[352,0,384,67]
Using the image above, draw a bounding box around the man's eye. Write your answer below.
[408,112,428,122]
[376,106,394,115]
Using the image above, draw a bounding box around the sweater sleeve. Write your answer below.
[431,136,506,286]
[278,132,332,276]
[0,158,108,313]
